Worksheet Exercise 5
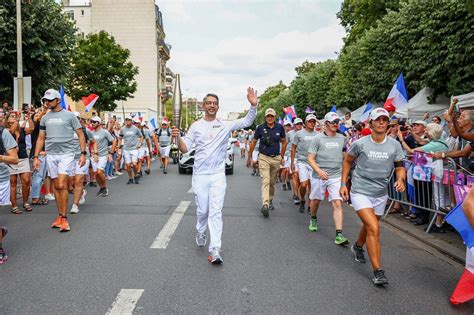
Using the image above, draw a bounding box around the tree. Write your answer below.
[254,81,287,125]
[69,31,138,113]
[0,1,76,103]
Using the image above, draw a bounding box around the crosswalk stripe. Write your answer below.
[150,201,191,249]
[106,289,144,315]
[188,187,193,193]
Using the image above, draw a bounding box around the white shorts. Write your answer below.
[252,150,259,162]
[9,158,31,175]
[160,145,171,157]
[123,149,138,164]
[310,177,342,201]
[239,143,245,149]
[138,147,149,159]
[283,156,291,169]
[297,162,312,182]
[46,154,75,179]
[350,192,388,216]
[91,156,108,171]
[69,158,91,176]
[0,181,10,206]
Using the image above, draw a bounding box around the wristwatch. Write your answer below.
[81,151,87,155]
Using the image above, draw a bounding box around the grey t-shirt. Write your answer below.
[285,130,295,157]
[93,129,115,157]
[157,128,171,146]
[119,126,142,151]
[348,136,405,197]
[39,110,82,155]
[73,128,94,160]
[292,129,317,164]
[0,130,18,182]
[309,133,346,179]
[140,129,151,148]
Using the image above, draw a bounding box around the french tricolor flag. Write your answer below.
[384,73,408,110]
[359,102,373,122]
[82,94,99,113]
[283,105,297,119]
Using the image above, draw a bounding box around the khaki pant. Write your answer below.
[258,154,281,206]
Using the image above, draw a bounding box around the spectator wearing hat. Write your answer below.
[248,108,287,218]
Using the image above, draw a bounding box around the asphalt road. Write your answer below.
[0,156,473,314]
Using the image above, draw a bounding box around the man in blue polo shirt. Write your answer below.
[247,108,287,218]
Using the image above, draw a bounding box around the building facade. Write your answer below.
[62,0,171,122]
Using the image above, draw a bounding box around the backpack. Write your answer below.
[157,128,170,137]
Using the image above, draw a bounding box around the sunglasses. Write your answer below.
[328,119,340,125]
[295,122,303,126]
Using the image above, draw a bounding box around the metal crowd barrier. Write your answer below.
[384,157,472,233]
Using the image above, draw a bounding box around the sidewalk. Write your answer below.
[382,212,466,264]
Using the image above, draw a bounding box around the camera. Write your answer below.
[261,128,273,147]
[22,103,29,113]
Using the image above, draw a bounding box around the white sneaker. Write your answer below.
[110,175,118,179]
[115,171,123,175]
[45,193,55,201]
[70,204,80,214]
[79,189,87,205]
[195,232,207,247]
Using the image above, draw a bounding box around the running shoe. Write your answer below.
[208,249,223,264]
[308,218,318,232]
[79,189,87,205]
[45,193,55,201]
[251,170,255,176]
[59,217,70,232]
[51,215,62,228]
[110,175,118,179]
[145,169,151,175]
[261,204,269,218]
[268,201,275,211]
[134,177,140,184]
[127,179,134,185]
[351,244,366,263]
[293,196,300,205]
[1,226,7,238]
[88,182,97,187]
[116,171,123,175]
[101,188,109,196]
[70,204,80,214]
[138,171,143,177]
[372,269,388,285]
[0,248,8,264]
[335,233,349,245]
[195,232,207,247]
[298,202,305,213]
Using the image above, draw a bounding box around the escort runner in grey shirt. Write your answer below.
[93,129,115,156]
[285,130,295,157]
[348,136,405,197]
[140,129,151,148]
[73,128,94,160]
[308,133,346,179]
[0,131,18,182]
[157,128,171,146]
[292,129,317,164]
[119,125,142,150]
[39,110,82,155]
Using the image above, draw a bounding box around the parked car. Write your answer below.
[178,139,235,175]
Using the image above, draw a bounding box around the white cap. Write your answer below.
[125,116,133,120]
[41,89,60,102]
[369,108,390,121]
[132,117,140,123]
[141,121,147,127]
[283,119,292,126]
[305,114,317,122]
[324,112,339,123]
[265,108,277,116]
[294,117,303,124]
[91,116,101,123]
[413,120,427,126]
[73,111,81,118]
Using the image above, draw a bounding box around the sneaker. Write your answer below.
[299,202,305,213]
[116,171,123,175]
[88,182,97,187]
[70,204,80,214]
[163,168,168,174]
[308,218,318,232]
[372,269,388,285]
[286,182,291,190]
[268,201,275,211]
[1,226,7,238]
[195,233,207,247]
[134,177,140,184]
[79,189,87,205]
[45,193,55,201]
[0,248,8,264]
[138,171,143,178]
[282,183,287,191]
[51,215,62,228]
[351,244,366,263]
[261,204,269,218]
[251,170,255,176]
[255,172,260,177]
[127,179,134,185]
[110,175,118,179]
[208,249,223,264]
[101,188,109,196]
[145,169,150,175]
[335,233,350,245]
[426,225,446,233]
[293,196,300,205]
[59,217,70,232]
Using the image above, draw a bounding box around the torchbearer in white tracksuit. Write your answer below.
[172,88,258,264]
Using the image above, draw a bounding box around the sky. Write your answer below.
[157,0,345,118]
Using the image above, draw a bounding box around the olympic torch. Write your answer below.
[171,73,182,129]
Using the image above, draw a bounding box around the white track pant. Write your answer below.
[192,172,227,252]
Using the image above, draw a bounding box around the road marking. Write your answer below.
[106,289,144,315]
[188,187,193,193]
[150,201,191,249]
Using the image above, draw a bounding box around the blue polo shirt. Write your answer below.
[254,122,286,156]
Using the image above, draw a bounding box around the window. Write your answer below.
[66,10,74,20]
[81,10,84,16]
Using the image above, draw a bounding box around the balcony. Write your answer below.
[157,38,171,60]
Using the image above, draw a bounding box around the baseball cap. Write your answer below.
[125,116,133,120]
[141,121,147,127]
[162,119,169,125]
[369,108,390,121]
[283,119,292,126]
[413,120,427,126]
[73,111,81,118]
[265,108,276,116]
[324,112,339,123]
[91,116,101,123]
[383,102,396,112]
[41,89,60,102]
[132,117,140,123]
[305,114,317,122]
[294,118,303,124]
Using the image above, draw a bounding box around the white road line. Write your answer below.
[188,187,193,193]
[106,289,144,315]
[150,201,191,249]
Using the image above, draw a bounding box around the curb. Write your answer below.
[381,217,466,265]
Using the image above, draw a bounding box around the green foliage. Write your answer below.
[69,31,138,113]
[0,1,77,104]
